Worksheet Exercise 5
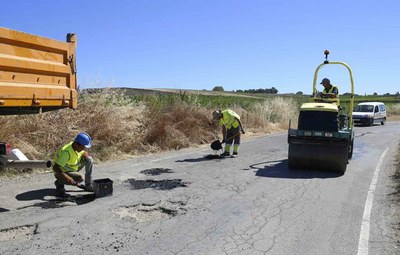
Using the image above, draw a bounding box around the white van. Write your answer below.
[352,102,387,126]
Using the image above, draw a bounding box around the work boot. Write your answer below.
[54,180,67,197]
[76,183,94,192]
[84,183,94,192]
[220,151,230,157]
[233,151,238,156]
[55,186,68,197]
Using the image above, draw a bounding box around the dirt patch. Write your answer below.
[113,201,185,222]
[391,171,400,239]
[140,168,174,176]
[0,224,37,241]
[126,179,188,190]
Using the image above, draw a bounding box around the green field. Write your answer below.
[82,87,400,114]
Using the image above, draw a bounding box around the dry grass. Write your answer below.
[144,103,216,150]
[387,104,400,117]
[1,90,397,156]
[11,89,400,176]
[0,89,147,164]
[245,97,299,132]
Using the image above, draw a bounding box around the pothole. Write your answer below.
[126,179,188,190]
[0,224,37,241]
[140,168,174,176]
[114,201,185,222]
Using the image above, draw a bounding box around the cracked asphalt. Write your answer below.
[0,122,399,254]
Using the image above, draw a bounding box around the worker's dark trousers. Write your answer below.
[224,126,241,153]
[226,127,241,146]
[54,156,94,189]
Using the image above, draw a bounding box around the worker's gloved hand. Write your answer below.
[82,151,89,160]
[242,130,246,134]
[68,179,77,185]
[221,139,226,143]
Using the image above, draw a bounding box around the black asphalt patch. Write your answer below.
[140,168,174,176]
[126,179,188,190]
[0,208,9,213]
[204,154,225,159]
[175,154,226,162]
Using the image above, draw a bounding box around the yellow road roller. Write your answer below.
[288,50,355,173]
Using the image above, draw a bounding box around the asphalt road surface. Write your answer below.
[1,122,400,255]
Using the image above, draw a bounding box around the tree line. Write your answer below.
[213,86,278,94]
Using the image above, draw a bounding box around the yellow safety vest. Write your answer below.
[54,142,85,172]
[323,85,340,105]
[219,109,240,129]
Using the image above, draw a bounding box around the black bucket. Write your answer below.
[93,178,113,198]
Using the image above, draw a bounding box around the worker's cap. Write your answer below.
[320,78,330,84]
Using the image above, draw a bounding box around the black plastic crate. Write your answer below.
[93,178,113,198]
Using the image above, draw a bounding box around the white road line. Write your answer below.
[357,148,389,255]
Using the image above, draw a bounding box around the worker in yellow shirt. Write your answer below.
[53,132,94,197]
[212,109,245,157]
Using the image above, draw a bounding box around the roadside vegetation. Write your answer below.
[395,143,400,188]
[0,88,299,176]
[1,88,400,177]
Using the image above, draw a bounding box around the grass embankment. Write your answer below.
[395,149,400,196]
[0,89,299,175]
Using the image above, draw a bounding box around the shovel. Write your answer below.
[210,133,241,151]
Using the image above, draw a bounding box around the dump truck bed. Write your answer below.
[0,27,77,115]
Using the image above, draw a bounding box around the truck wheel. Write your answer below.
[369,118,374,126]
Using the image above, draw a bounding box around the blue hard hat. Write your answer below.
[74,132,92,148]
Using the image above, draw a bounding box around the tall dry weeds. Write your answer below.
[144,101,216,150]
[387,104,400,116]
[245,97,299,132]
[0,90,299,174]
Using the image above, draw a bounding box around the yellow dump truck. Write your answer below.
[0,27,78,169]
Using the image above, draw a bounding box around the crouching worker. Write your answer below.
[212,109,245,157]
[53,132,94,197]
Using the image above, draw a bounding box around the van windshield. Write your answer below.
[354,105,374,112]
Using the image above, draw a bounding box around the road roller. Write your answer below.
[287,50,355,173]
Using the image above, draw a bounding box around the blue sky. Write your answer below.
[1,0,399,95]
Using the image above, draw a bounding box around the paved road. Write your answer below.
[1,122,399,255]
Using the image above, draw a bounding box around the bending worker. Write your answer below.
[212,109,245,157]
[53,132,94,197]
[319,78,340,106]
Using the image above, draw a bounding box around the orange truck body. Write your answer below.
[0,27,78,115]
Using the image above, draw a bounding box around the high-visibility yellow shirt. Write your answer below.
[323,85,340,105]
[54,142,85,172]
[219,109,240,129]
